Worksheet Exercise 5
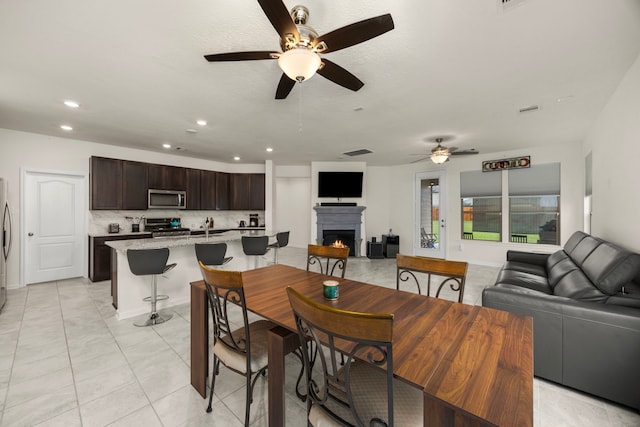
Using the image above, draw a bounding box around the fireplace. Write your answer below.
[313,205,366,257]
[323,230,356,256]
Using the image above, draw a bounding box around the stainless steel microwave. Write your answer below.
[148,189,186,209]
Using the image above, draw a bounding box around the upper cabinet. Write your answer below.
[148,163,186,190]
[230,173,265,210]
[186,168,201,210]
[122,161,148,210]
[90,157,122,210]
[90,156,265,211]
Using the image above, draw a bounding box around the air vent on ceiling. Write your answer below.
[343,149,373,157]
[499,0,529,11]
[519,105,540,113]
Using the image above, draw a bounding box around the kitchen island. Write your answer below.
[107,229,277,320]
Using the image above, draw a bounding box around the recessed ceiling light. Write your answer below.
[186,129,197,134]
[196,120,207,126]
[64,100,79,108]
[266,147,273,152]
[233,156,240,161]
[162,143,171,149]
[60,125,73,131]
[353,107,364,112]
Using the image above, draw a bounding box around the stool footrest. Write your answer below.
[143,294,170,302]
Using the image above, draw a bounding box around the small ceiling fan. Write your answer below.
[411,136,480,164]
[203,0,394,99]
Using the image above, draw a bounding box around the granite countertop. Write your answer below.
[88,231,153,238]
[106,229,277,252]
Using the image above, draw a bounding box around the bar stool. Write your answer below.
[194,242,233,266]
[267,231,290,264]
[241,235,270,269]
[127,248,176,327]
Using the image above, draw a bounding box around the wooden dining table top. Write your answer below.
[231,263,533,427]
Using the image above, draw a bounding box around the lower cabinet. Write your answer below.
[89,234,152,282]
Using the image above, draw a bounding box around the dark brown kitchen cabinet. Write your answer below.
[199,170,217,210]
[216,172,231,210]
[148,163,187,190]
[230,173,251,210]
[250,173,265,210]
[122,160,148,210]
[89,234,151,282]
[90,156,122,209]
[230,173,265,210]
[186,168,201,210]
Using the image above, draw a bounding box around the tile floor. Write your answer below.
[0,247,639,426]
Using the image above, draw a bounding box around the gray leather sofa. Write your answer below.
[482,231,640,410]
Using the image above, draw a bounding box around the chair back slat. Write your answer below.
[396,254,468,302]
[198,261,250,355]
[306,244,349,278]
[287,287,395,426]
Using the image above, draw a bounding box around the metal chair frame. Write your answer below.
[267,231,290,264]
[396,254,468,303]
[287,287,396,427]
[306,244,349,278]
[198,262,269,426]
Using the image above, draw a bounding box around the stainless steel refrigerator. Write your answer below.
[1,178,11,311]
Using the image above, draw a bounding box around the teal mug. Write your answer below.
[323,280,340,300]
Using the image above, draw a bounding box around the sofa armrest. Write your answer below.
[482,285,564,382]
[506,250,550,267]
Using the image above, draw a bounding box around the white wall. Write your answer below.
[583,51,640,251]
[0,128,265,287]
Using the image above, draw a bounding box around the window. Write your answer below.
[460,171,501,241]
[508,163,560,244]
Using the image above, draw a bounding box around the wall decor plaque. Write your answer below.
[482,156,530,172]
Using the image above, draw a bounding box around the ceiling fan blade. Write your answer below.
[451,149,479,156]
[275,73,296,99]
[317,59,364,91]
[312,14,394,54]
[204,51,279,62]
[410,157,429,164]
[257,0,300,43]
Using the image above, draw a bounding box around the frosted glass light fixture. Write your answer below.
[278,47,321,82]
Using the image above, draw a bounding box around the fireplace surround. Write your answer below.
[313,205,366,257]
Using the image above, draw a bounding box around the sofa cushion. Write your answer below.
[502,261,547,277]
[566,234,601,267]
[563,231,588,254]
[581,243,640,295]
[553,269,607,302]
[495,269,552,294]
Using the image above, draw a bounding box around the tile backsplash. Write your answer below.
[89,210,265,235]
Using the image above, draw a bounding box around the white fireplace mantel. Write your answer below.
[313,205,366,256]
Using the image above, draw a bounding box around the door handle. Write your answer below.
[28,232,33,236]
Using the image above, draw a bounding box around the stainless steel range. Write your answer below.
[144,217,191,238]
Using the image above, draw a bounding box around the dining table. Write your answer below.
[190,264,533,427]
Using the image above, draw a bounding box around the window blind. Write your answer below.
[460,170,501,198]
[509,163,560,196]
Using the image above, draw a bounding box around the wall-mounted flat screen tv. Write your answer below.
[318,171,363,198]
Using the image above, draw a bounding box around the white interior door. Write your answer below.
[415,171,446,258]
[274,177,311,248]
[23,171,86,285]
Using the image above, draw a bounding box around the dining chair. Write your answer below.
[241,235,270,268]
[194,242,233,266]
[198,261,276,426]
[126,248,176,327]
[396,253,468,303]
[267,231,290,263]
[306,244,349,278]
[286,287,423,426]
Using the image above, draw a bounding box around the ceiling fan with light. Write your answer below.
[203,0,394,99]
[411,136,480,164]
